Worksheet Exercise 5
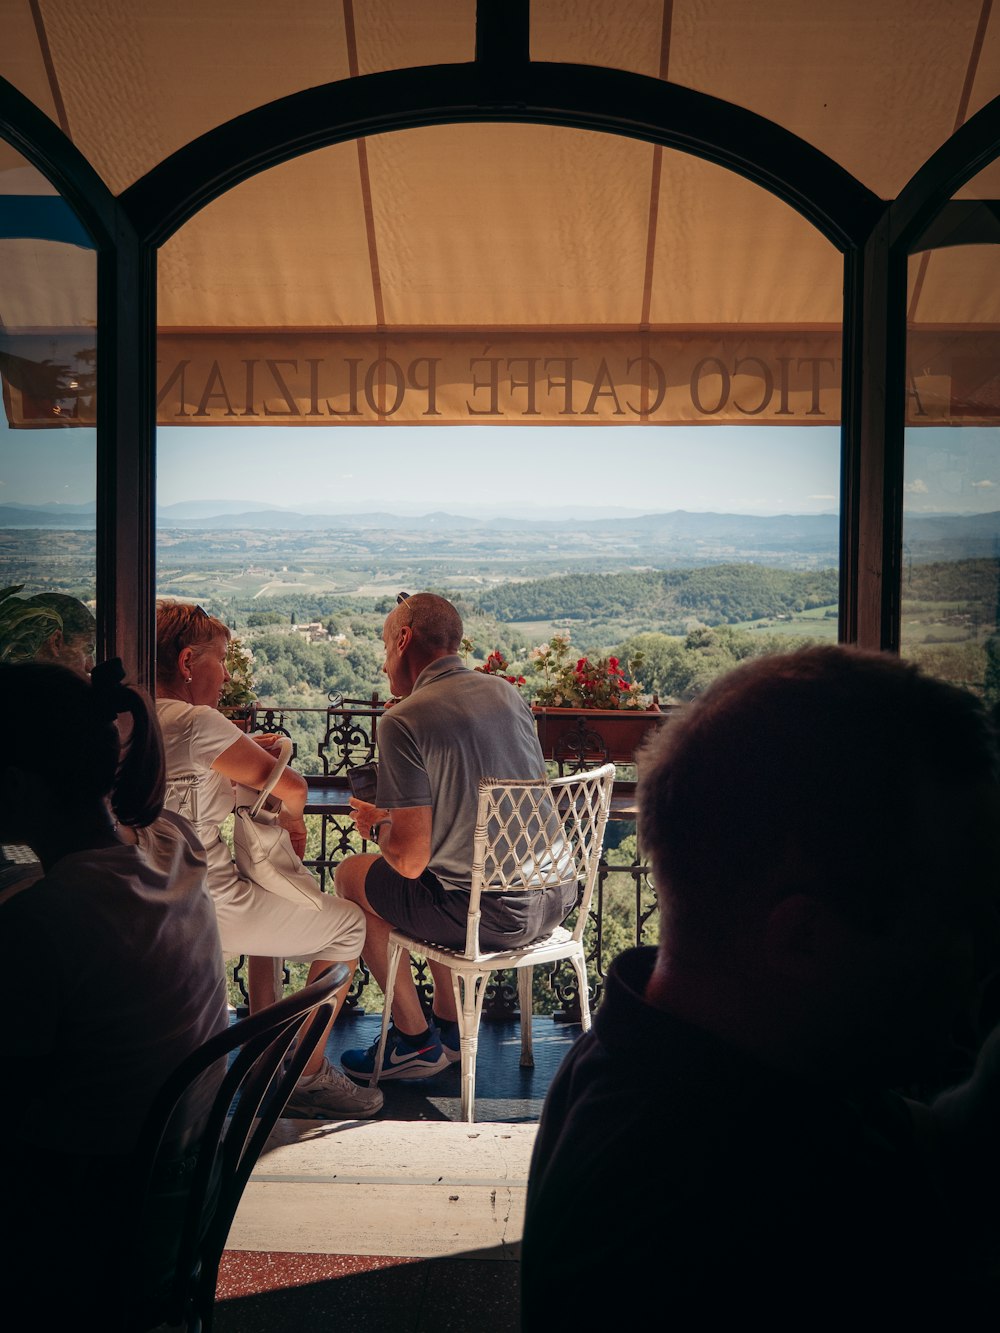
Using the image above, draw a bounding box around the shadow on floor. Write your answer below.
[214,1250,520,1333]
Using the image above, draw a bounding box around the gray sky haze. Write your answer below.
[0,419,996,518]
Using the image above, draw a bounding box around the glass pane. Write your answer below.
[0,140,97,671]
[157,121,844,1011]
[157,125,842,742]
[902,241,1000,698]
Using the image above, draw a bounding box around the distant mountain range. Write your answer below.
[1,502,998,561]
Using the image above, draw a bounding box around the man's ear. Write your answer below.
[396,625,413,655]
[34,628,63,661]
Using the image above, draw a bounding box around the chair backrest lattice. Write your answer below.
[467,763,615,956]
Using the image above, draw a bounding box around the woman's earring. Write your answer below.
[185,675,193,683]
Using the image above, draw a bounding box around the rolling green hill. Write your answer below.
[475,563,839,632]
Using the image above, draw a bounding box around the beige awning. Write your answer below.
[2,0,999,426]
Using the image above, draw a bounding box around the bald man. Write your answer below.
[336,593,574,1079]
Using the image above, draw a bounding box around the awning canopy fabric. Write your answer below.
[1,0,999,426]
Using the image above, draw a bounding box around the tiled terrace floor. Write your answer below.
[212,1011,581,1331]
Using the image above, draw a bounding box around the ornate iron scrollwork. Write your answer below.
[482,972,520,1021]
[554,718,611,774]
[229,955,290,1014]
[318,691,381,775]
[410,956,435,1019]
[254,707,294,742]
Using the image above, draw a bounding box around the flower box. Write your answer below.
[221,704,255,733]
[532,705,671,769]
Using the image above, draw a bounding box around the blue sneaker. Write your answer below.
[434,1019,462,1064]
[341,1026,451,1081]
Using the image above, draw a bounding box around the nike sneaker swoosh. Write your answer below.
[388,1043,435,1065]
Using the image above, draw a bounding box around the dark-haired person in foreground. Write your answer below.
[0,592,97,899]
[0,659,229,1321]
[523,646,1000,1326]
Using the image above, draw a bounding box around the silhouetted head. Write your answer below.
[639,645,1000,1084]
[23,593,96,674]
[0,658,165,845]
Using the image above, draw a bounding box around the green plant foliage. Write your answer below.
[219,636,257,709]
[616,625,810,701]
[901,558,1000,605]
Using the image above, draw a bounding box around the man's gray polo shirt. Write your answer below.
[375,655,546,891]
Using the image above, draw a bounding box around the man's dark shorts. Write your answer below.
[365,859,579,951]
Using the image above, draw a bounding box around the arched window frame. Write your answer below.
[3,0,999,677]
[0,78,154,682]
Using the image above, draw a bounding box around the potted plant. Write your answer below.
[473,647,526,687]
[219,635,257,729]
[527,634,666,767]
[467,633,669,768]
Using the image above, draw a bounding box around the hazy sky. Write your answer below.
[0,419,996,516]
[155,424,842,516]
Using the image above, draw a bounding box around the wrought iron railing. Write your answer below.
[223,694,659,1022]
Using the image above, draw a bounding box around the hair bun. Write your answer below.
[90,656,131,720]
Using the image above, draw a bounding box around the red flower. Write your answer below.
[608,656,619,670]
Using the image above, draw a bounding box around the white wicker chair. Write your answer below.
[374,762,615,1121]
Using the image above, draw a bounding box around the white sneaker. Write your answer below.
[285,1057,384,1119]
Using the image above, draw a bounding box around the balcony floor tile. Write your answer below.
[209,1014,578,1329]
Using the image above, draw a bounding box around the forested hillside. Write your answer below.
[476,564,839,631]
[902,558,1000,606]
[229,556,999,771]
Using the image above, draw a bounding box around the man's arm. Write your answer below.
[349,797,432,881]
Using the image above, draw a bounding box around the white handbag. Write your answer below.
[232,737,325,910]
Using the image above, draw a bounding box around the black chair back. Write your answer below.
[124,962,349,1332]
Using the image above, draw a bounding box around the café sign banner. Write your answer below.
[2,329,999,427]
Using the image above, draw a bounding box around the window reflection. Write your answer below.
[903,244,1000,699]
[0,141,97,649]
